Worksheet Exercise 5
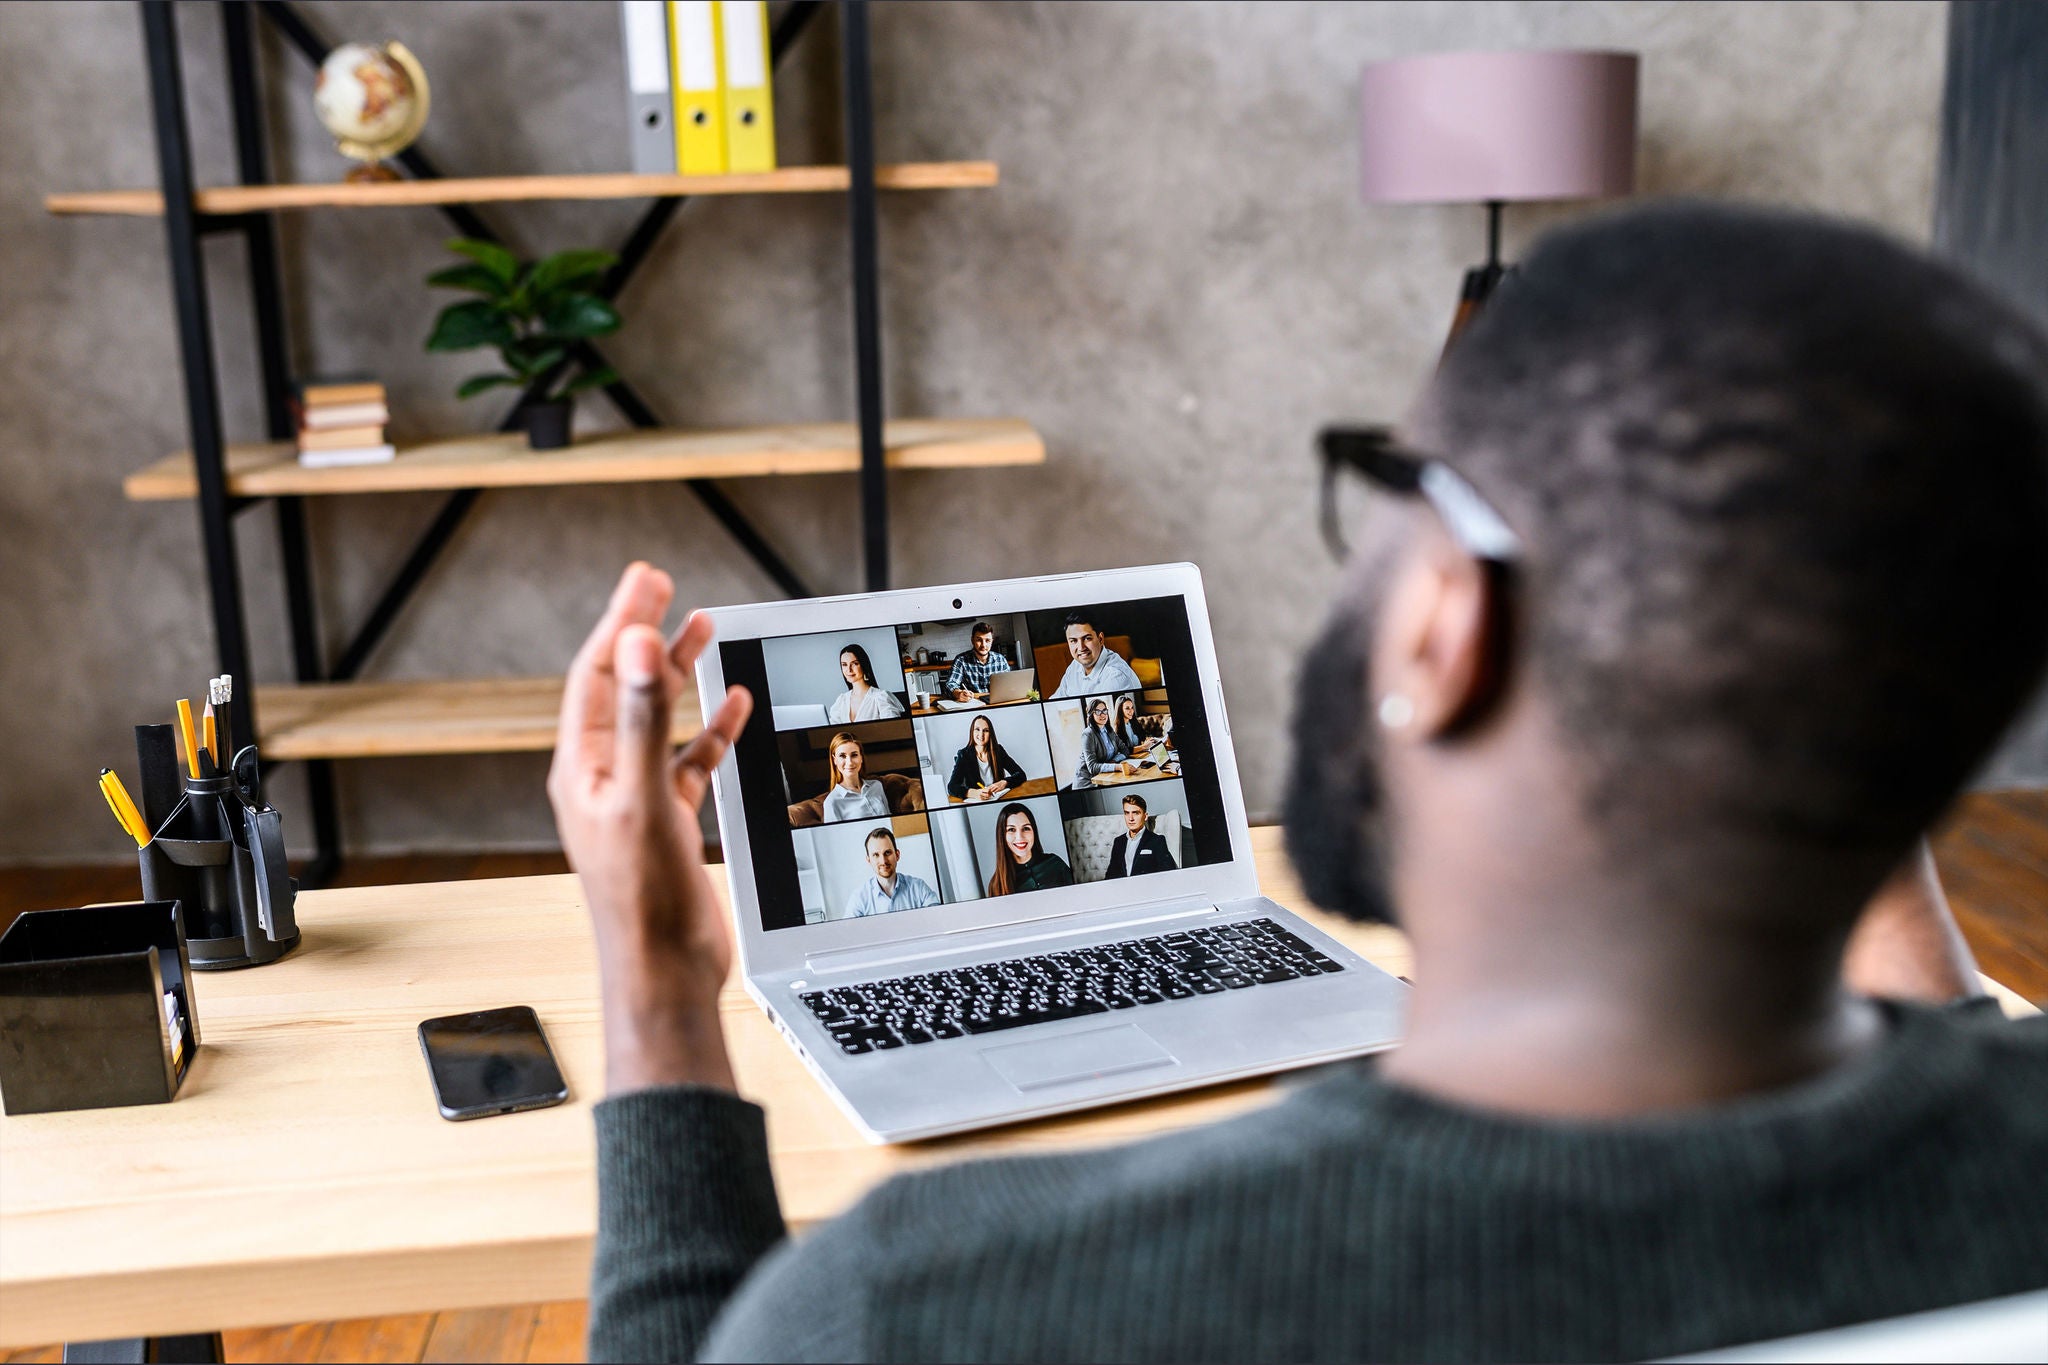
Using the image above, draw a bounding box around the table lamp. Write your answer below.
[1360,49,1639,349]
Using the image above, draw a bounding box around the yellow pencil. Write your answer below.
[176,697,200,779]
[102,773,149,846]
[203,710,217,766]
[103,770,148,839]
[99,769,150,847]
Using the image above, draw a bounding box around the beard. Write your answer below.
[1281,593,1400,926]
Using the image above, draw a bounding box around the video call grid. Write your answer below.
[724,594,1233,931]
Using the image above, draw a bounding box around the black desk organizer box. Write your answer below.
[132,722,300,971]
[0,728,300,1115]
[0,901,199,1115]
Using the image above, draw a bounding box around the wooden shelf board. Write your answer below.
[124,418,1044,501]
[46,161,997,217]
[254,676,702,760]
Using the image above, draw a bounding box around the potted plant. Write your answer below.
[425,238,622,449]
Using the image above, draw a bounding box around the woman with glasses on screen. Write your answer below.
[1073,696,1139,788]
[819,732,890,823]
[947,714,1027,802]
[827,643,905,725]
[986,802,1073,896]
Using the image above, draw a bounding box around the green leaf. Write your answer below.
[563,365,618,396]
[539,293,622,339]
[499,338,562,382]
[455,372,521,400]
[446,237,520,284]
[426,263,510,297]
[520,344,570,378]
[425,299,517,352]
[528,249,618,299]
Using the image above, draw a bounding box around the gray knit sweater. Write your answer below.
[589,1000,2048,1362]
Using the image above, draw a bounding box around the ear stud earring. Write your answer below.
[1377,693,1415,730]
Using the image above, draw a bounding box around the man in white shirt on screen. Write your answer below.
[841,828,940,918]
[1049,613,1144,699]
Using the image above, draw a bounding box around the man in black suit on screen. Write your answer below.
[1104,793,1177,878]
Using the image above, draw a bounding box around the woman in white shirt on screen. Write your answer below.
[827,643,906,725]
[819,732,890,823]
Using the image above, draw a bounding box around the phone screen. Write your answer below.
[418,1005,569,1120]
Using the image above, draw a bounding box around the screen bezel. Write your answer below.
[699,563,1259,978]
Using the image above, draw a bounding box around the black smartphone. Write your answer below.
[417,1005,569,1121]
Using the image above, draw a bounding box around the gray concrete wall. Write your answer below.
[0,0,1973,864]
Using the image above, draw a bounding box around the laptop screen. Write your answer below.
[717,595,1235,932]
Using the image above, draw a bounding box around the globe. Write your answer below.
[313,41,430,182]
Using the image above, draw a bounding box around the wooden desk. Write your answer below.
[1090,757,1181,787]
[907,696,1037,719]
[0,830,1397,1346]
[1,832,2031,1347]
[947,775,1059,805]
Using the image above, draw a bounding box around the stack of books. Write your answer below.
[294,377,394,468]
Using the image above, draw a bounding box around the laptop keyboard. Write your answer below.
[798,917,1345,1056]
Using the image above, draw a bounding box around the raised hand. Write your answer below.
[548,563,754,1095]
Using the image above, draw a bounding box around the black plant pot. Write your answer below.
[526,399,573,450]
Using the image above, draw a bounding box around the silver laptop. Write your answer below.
[986,665,1036,704]
[699,563,1408,1142]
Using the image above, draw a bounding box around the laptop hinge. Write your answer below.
[799,899,1234,977]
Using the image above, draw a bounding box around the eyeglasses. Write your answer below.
[1317,426,1523,565]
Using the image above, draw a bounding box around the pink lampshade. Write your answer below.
[1359,49,1639,204]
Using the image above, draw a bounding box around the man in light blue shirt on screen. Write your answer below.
[1049,613,1144,699]
[842,828,941,918]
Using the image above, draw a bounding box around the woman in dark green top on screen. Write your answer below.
[986,801,1073,896]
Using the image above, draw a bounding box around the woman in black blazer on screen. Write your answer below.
[947,714,1028,801]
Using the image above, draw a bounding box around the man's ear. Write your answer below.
[1373,528,1513,739]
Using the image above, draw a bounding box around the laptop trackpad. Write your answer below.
[980,1024,1177,1092]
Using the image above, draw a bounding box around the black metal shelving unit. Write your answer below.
[135,0,894,886]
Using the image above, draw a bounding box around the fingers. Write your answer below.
[612,624,675,805]
[670,685,752,812]
[709,681,753,745]
[556,564,675,782]
[665,609,718,677]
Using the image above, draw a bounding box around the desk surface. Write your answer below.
[947,775,1060,804]
[1090,758,1182,786]
[907,696,1037,718]
[0,829,1401,1345]
[0,830,2030,1347]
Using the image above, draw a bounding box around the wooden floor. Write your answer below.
[3,791,2042,1363]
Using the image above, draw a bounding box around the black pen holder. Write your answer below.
[138,774,299,971]
[0,901,199,1115]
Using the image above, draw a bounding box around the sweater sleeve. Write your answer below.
[588,1086,789,1364]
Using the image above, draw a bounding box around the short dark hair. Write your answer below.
[1122,793,1148,814]
[1414,201,2048,859]
[1064,612,1098,635]
[971,622,993,637]
[863,827,897,852]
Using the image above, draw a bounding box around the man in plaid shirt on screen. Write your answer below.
[945,622,1011,701]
